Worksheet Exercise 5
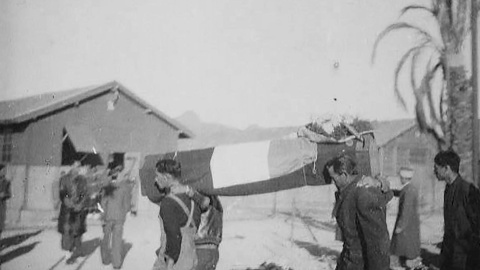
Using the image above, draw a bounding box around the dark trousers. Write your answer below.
[336,248,364,270]
[196,247,219,270]
[61,232,82,254]
[101,220,124,268]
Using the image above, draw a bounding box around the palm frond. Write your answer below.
[439,79,447,127]
[393,41,431,109]
[400,4,438,18]
[372,22,439,64]
[454,0,469,50]
[410,49,423,90]
[420,61,444,140]
[425,62,443,125]
[415,98,429,131]
[445,0,454,25]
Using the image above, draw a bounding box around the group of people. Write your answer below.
[148,150,480,270]
[56,157,224,270]
[10,147,473,270]
[326,150,480,270]
[56,161,137,268]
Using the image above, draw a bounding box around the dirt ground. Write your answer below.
[0,185,443,270]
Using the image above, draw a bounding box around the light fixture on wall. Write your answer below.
[107,87,120,111]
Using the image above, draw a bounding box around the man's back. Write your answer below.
[335,177,391,270]
[442,176,480,269]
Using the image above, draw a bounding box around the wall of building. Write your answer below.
[3,88,182,217]
[54,91,179,155]
[4,165,26,226]
[380,128,442,212]
[24,165,61,210]
[20,90,179,167]
[0,124,28,165]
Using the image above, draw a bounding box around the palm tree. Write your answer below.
[372,0,476,182]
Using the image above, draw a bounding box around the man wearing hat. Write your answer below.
[390,166,422,269]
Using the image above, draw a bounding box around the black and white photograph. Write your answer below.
[1,1,480,269]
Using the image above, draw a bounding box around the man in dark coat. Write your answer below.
[390,167,421,269]
[152,159,208,270]
[57,162,89,264]
[0,164,11,239]
[327,154,393,270]
[434,150,480,270]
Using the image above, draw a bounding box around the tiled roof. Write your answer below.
[0,81,194,138]
[0,85,97,123]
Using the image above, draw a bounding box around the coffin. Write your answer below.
[139,132,379,199]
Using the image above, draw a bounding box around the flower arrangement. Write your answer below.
[304,114,373,141]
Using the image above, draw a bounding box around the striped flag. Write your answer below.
[207,137,317,188]
[140,133,376,197]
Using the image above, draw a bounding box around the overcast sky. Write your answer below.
[0,0,453,129]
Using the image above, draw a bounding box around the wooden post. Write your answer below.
[472,0,479,188]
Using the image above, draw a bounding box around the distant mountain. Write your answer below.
[176,112,418,151]
[175,111,299,150]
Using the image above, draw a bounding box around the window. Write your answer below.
[61,128,103,166]
[396,147,410,169]
[410,148,428,165]
[2,129,12,162]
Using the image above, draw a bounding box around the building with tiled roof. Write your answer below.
[0,81,193,226]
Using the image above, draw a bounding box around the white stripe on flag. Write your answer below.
[210,141,271,189]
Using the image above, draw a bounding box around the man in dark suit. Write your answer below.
[327,154,393,270]
[434,150,480,270]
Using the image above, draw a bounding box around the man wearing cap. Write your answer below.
[390,167,422,269]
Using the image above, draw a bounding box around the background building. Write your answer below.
[373,119,441,212]
[0,81,193,226]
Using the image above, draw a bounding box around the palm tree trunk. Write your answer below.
[444,52,474,183]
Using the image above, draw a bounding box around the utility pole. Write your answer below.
[471,0,479,187]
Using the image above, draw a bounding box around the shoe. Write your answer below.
[66,256,77,264]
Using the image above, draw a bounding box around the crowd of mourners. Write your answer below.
[324,150,480,270]
[0,148,479,270]
[50,157,223,270]
[55,160,139,267]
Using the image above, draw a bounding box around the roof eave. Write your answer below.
[1,82,115,124]
[376,123,417,147]
[0,81,195,139]
[112,81,195,139]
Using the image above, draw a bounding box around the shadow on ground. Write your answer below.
[0,241,40,264]
[70,237,102,270]
[0,229,42,251]
[47,238,102,270]
[121,241,133,261]
[0,230,43,264]
[294,240,340,258]
[279,211,336,232]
